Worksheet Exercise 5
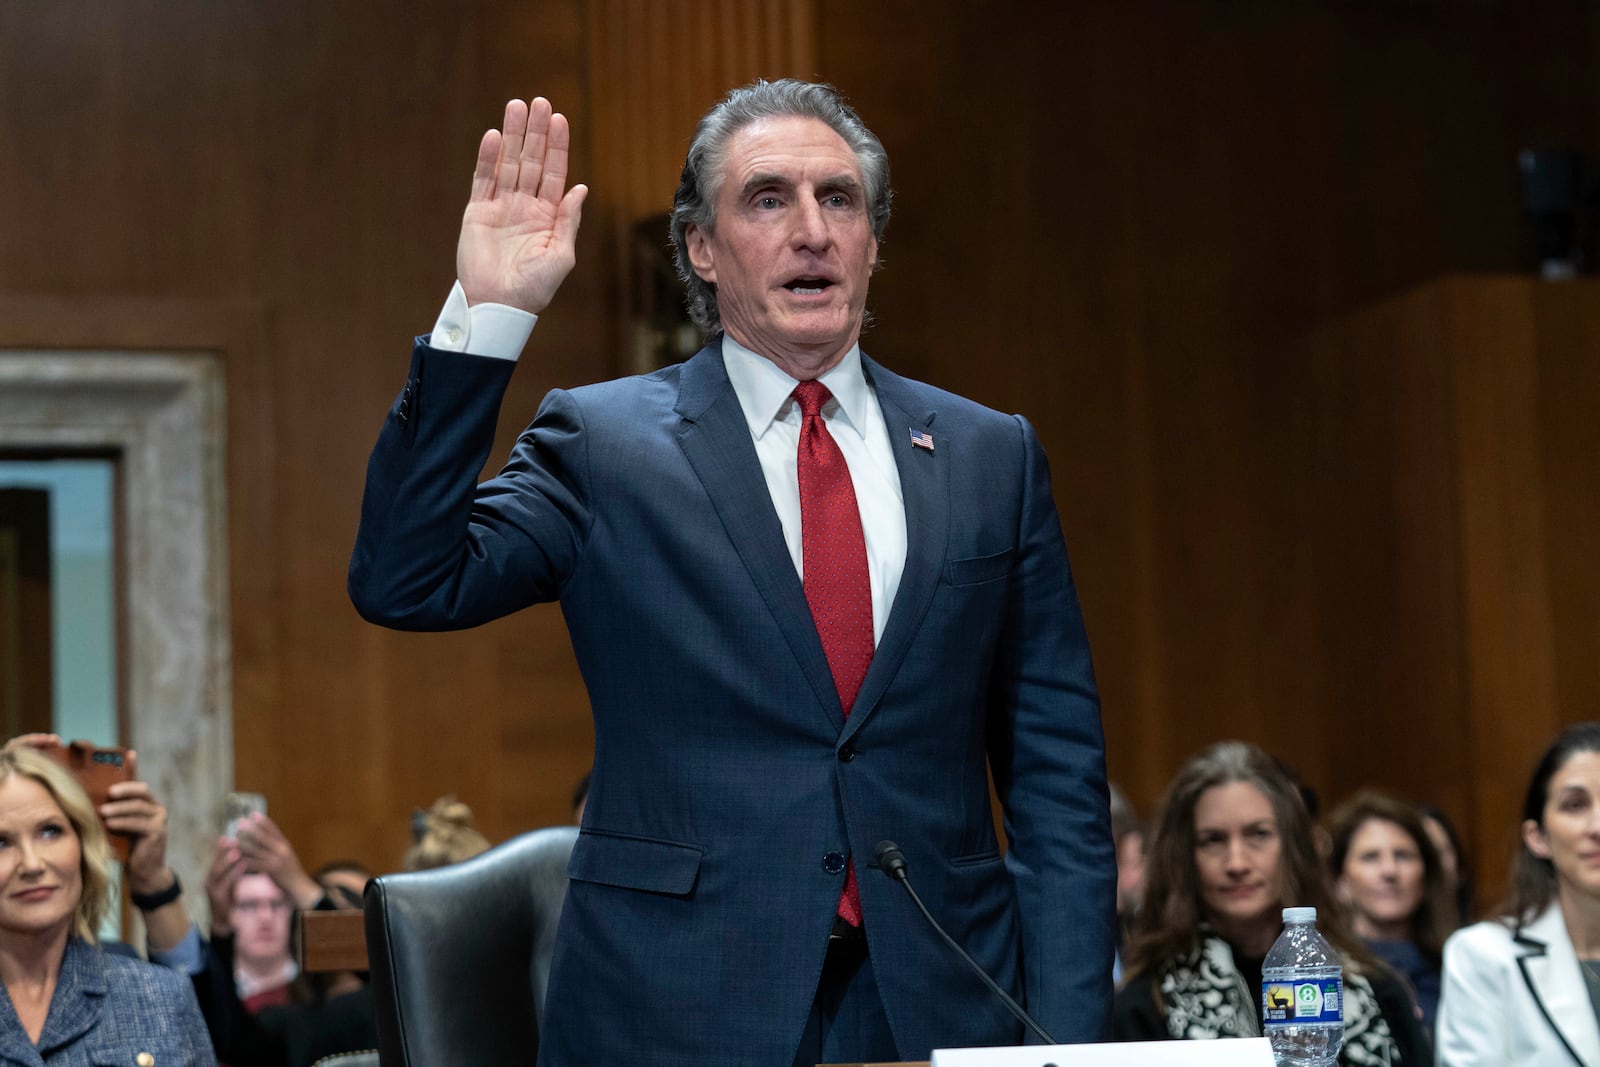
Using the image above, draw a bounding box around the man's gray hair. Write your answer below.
[669,79,893,335]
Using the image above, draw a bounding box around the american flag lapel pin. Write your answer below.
[909,428,934,452]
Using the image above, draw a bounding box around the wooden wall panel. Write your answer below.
[1290,278,1600,907]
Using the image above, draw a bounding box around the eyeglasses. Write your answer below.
[233,898,291,915]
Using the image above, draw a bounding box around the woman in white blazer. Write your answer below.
[1437,722,1600,1066]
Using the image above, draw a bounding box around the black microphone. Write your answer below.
[872,840,1057,1045]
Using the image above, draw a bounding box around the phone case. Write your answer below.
[38,740,134,862]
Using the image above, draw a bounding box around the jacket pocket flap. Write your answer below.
[87,1041,169,1066]
[946,549,1013,586]
[568,830,703,896]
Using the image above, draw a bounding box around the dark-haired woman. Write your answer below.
[1437,722,1600,1066]
[1111,741,1430,1065]
[1328,791,1453,1033]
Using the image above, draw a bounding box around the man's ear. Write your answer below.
[1523,818,1553,860]
[685,223,717,284]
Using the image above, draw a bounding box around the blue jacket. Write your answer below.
[0,938,215,1066]
[350,340,1117,1064]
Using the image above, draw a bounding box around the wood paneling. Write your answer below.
[0,1,1595,906]
[1290,278,1600,906]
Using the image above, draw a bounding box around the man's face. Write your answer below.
[686,116,878,373]
[233,872,292,970]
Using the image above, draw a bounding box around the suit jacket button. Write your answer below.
[822,851,846,874]
[838,743,857,762]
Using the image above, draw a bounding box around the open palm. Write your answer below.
[457,97,588,313]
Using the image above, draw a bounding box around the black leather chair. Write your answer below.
[364,824,578,1067]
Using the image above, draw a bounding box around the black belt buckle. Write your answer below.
[829,915,866,943]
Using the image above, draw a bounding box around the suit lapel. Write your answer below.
[1517,906,1600,1067]
[673,343,845,733]
[842,355,947,743]
[35,939,104,1057]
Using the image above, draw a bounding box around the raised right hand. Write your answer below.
[457,97,589,313]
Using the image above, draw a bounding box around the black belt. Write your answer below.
[829,915,867,943]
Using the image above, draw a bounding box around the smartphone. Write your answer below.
[36,740,135,861]
[222,791,268,839]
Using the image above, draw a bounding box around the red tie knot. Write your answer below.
[792,380,833,419]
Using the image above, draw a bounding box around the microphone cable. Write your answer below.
[873,839,1057,1045]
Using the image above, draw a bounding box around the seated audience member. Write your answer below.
[1111,741,1430,1065]
[1328,790,1452,1033]
[4,732,205,970]
[1108,782,1145,983]
[1437,722,1600,1066]
[0,745,215,1064]
[1418,802,1475,930]
[230,872,297,1010]
[402,796,490,871]
[198,815,375,1067]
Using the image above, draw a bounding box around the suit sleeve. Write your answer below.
[348,340,592,630]
[986,414,1117,1042]
[1437,926,1511,1067]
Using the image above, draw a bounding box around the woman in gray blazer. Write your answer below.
[0,746,215,1066]
[1438,722,1600,1067]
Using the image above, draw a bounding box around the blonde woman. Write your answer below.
[0,746,214,1065]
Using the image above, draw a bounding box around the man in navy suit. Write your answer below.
[350,79,1114,1066]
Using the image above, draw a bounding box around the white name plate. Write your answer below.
[931,1037,1275,1067]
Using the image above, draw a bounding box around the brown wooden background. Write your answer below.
[2,0,1596,909]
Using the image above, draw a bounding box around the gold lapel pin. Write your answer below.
[136,1053,155,1066]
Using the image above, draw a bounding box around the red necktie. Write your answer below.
[793,380,873,927]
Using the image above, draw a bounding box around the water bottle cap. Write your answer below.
[1282,906,1317,923]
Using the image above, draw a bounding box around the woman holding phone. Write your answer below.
[0,744,215,1064]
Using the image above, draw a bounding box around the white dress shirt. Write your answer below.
[429,282,907,645]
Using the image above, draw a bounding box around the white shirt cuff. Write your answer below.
[429,280,538,361]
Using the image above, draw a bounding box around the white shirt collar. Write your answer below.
[720,335,870,442]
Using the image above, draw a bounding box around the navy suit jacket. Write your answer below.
[350,339,1116,1064]
[0,939,216,1067]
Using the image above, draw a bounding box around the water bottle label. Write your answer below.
[1262,977,1342,1026]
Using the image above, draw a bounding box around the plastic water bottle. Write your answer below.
[1261,906,1343,1067]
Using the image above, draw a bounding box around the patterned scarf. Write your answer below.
[1157,935,1403,1065]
